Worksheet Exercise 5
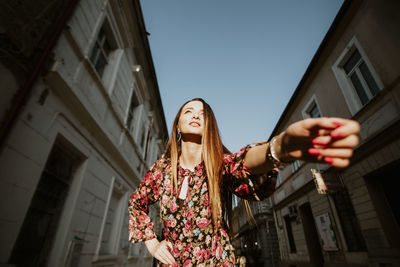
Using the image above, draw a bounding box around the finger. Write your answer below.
[156,250,172,266]
[317,128,333,136]
[302,117,345,132]
[327,135,359,148]
[154,252,169,265]
[323,157,350,168]
[149,241,161,257]
[330,120,360,139]
[153,242,172,265]
[312,136,332,146]
[305,118,360,138]
[312,133,359,148]
[308,147,353,158]
[160,246,175,265]
[160,240,175,257]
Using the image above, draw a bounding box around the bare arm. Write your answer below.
[243,142,273,174]
[244,117,360,172]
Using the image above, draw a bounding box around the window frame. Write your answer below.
[302,95,322,119]
[291,160,302,173]
[144,127,153,162]
[276,171,283,187]
[95,177,129,258]
[125,83,142,132]
[332,37,383,115]
[284,215,297,253]
[232,195,239,209]
[89,19,118,78]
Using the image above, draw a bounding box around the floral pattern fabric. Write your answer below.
[129,143,277,266]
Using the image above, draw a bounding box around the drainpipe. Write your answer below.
[0,0,81,149]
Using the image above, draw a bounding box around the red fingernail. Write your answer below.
[333,121,344,127]
[312,139,327,146]
[324,157,334,164]
[331,132,343,138]
[308,148,321,155]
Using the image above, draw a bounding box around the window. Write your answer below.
[260,197,272,212]
[126,85,140,131]
[276,171,283,186]
[302,95,322,119]
[332,189,366,251]
[101,189,121,254]
[140,124,148,149]
[119,205,130,256]
[292,160,301,173]
[284,216,297,253]
[308,103,321,118]
[100,180,126,255]
[144,129,152,161]
[332,37,383,115]
[232,195,239,209]
[343,49,379,106]
[89,20,117,77]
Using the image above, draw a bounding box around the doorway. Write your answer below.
[365,159,400,248]
[9,140,81,267]
[299,203,324,267]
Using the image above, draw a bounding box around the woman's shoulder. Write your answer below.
[150,155,171,171]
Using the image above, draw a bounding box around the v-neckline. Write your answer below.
[178,161,203,173]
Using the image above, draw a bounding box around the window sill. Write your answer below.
[351,87,387,120]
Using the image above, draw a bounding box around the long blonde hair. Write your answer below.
[165,98,229,225]
[165,98,255,228]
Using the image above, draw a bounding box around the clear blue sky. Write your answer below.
[140,0,344,152]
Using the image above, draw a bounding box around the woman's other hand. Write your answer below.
[145,238,176,266]
[275,117,360,168]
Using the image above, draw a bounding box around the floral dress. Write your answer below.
[129,144,277,266]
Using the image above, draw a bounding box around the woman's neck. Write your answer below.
[179,141,202,171]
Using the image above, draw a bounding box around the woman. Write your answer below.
[129,98,360,266]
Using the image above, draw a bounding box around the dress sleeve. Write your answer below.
[129,159,164,243]
[223,143,277,201]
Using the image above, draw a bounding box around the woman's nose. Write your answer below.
[192,112,200,119]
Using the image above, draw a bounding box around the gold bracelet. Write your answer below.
[266,136,286,168]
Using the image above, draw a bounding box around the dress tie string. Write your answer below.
[178,175,190,200]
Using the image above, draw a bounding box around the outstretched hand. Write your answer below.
[276,117,360,168]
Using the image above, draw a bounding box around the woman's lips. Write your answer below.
[189,122,200,127]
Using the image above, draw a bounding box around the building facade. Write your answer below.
[230,196,280,267]
[270,0,400,266]
[0,0,168,266]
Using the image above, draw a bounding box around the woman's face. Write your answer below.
[178,100,204,138]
